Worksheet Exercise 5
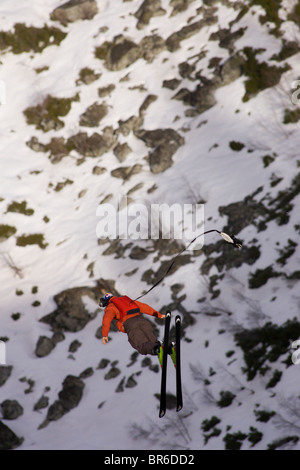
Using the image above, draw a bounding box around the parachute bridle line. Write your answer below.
[133,229,242,302]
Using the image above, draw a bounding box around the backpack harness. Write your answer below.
[109,295,140,323]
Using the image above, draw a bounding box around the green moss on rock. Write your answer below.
[217,390,236,408]
[223,431,247,450]
[267,435,299,450]
[250,0,283,33]
[288,0,300,26]
[229,141,245,151]
[254,408,275,422]
[24,94,79,132]
[235,318,300,381]
[6,201,34,216]
[242,47,289,101]
[0,224,17,241]
[0,23,67,54]
[16,234,48,249]
[283,107,300,124]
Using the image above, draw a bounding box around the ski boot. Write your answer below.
[168,341,176,366]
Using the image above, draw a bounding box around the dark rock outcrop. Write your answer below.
[1,399,24,420]
[35,336,55,358]
[41,375,85,427]
[0,420,23,450]
[39,281,115,333]
[134,0,166,30]
[173,52,246,114]
[51,0,98,25]
[105,37,141,71]
[67,127,118,158]
[135,128,184,173]
[0,366,13,387]
[79,102,108,127]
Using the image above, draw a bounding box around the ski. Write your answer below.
[159,311,171,418]
[158,313,183,417]
[175,315,182,412]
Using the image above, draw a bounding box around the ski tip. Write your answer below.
[175,315,181,323]
[159,410,165,418]
[166,311,171,317]
[176,405,182,412]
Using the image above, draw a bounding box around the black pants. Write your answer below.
[123,315,158,355]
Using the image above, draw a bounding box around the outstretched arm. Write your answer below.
[101,305,117,344]
[135,300,165,318]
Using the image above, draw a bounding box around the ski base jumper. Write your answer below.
[99,293,166,356]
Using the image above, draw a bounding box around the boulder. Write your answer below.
[45,375,85,424]
[51,0,98,25]
[35,336,55,358]
[0,366,13,387]
[58,375,85,411]
[68,339,82,353]
[134,0,166,29]
[39,286,99,332]
[113,142,132,162]
[166,17,218,52]
[149,141,179,174]
[139,34,166,62]
[67,127,117,157]
[170,0,195,16]
[106,37,141,71]
[173,79,217,114]
[0,421,23,450]
[40,280,117,333]
[135,128,184,173]
[33,395,49,411]
[1,400,24,420]
[118,115,144,136]
[111,164,143,181]
[79,102,108,127]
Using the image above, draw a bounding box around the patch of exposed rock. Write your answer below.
[102,37,142,71]
[0,421,23,450]
[39,280,117,333]
[51,0,98,25]
[111,164,143,181]
[170,0,196,17]
[0,400,24,420]
[166,14,218,52]
[113,142,132,162]
[79,102,108,127]
[135,128,184,173]
[67,127,118,158]
[134,0,166,30]
[173,52,246,114]
[35,336,55,358]
[39,375,85,428]
[95,33,165,71]
[0,366,13,387]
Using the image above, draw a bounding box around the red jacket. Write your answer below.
[102,295,163,337]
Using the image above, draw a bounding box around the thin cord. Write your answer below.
[133,229,223,302]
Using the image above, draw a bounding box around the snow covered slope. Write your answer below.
[1,0,300,450]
